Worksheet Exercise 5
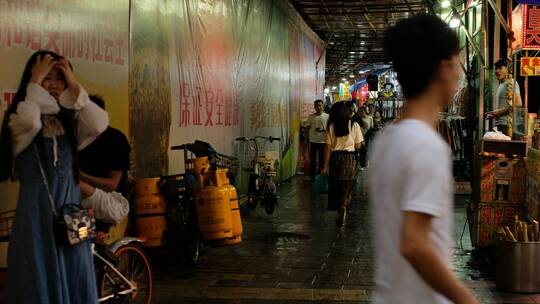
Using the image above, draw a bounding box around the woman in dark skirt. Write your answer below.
[321,102,364,227]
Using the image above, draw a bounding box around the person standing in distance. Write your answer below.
[486,58,522,136]
[302,99,329,180]
[369,14,478,304]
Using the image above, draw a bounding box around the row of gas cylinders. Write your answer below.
[132,159,243,247]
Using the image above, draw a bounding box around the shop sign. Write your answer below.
[520,57,540,75]
[515,4,540,50]
[512,5,524,50]
[339,83,350,100]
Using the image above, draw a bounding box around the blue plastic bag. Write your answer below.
[313,174,329,193]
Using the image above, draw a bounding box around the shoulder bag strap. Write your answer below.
[32,143,58,217]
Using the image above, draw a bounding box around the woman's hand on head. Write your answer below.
[56,58,79,91]
[30,54,56,84]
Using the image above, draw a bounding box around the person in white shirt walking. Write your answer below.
[369,14,478,304]
[302,99,329,180]
[321,101,363,227]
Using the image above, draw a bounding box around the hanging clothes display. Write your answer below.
[439,114,470,181]
[373,98,404,120]
[438,115,466,160]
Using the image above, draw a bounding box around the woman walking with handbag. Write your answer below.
[0,51,108,303]
[321,102,364,227]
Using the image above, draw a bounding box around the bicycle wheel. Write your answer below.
[99,243,153,304]
[263,191,277,215]
[246,195,257,211]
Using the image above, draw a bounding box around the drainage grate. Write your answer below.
[263,232,311,244]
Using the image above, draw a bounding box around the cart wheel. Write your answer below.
[246,195,257,211]
[99,243,153,304]
[188,238,201,264]
[263,191,277,215]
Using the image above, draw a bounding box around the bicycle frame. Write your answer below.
[95,247,137,303]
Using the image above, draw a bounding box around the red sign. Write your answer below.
[522,4,540,49]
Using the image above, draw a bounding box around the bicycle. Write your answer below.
[94,223,153,303]
[235,136,280,215]
[0,209,153,304]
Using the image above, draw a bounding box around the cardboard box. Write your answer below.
[480,156,527,203]
[469,202,526,247]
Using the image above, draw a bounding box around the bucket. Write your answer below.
[496,240,540,292]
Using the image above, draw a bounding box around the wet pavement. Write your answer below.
[151,173,540,303]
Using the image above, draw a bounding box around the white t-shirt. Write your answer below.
[325,121,364,152]
[494,79,521,127]
[369,119,454,304]
[304,113,329,143]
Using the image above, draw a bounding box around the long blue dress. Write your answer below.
[5,124,98,303]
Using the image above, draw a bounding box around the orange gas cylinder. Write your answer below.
[133,177,162,196]
[196,184,233,241]
[133,194,167,215]
[217,184,243,246]
[133,177,168,247]
[134,216,167,247]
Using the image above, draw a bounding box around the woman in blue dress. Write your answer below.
[0,51,108,303]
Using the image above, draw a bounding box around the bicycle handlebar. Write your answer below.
[171,144,187,150]
[235,136,280,142]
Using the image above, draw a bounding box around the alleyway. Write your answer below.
[152,174,540,303]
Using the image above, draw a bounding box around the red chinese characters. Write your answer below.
[524,6,540,49]
[0,0,127,66]
[178,82,239,128]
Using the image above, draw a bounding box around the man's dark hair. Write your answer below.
[384,14,459,99]
[494,58,508,68]
[314,99,324,106]
[89,94,106,110]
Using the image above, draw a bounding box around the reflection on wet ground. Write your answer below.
[152,174,540,303]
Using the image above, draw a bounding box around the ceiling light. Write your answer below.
[441,0,450,8]
[324,88,330,93]
[349,51,356,54]
[342,78,347,81]
[332,86,337,90]
[349,74,355,78]
[449,16,460,28]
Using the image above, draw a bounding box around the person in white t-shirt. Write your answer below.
[369,14,478,304]
[321,101,363,227]
[486,58,522,136]
[302,99,329,180]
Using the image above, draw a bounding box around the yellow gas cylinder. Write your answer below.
[133,177,162,196]
[196,182,233,241]
[133,177,168,247]
[215,170,243,245]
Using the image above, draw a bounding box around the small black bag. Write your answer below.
[54,204,96,246]
[34,144,96,246]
